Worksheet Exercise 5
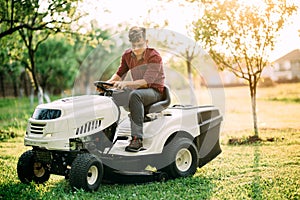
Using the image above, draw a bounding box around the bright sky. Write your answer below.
[80,0,300,61]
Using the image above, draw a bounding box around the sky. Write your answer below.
[79,0,300,61]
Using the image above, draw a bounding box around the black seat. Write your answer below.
[144,86,171,115]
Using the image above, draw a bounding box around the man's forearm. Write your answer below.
[113,79,148,89]
[108,74,121,82]
[131,79,148,89]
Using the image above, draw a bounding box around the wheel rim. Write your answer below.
[33,162,45,177]
[175,148,192,172]
[87,165,98,185]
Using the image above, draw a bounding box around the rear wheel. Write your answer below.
[69,153,103,191]
[162,138,199,178]
[17,150,50,184]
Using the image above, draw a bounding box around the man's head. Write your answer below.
[129,27,148,57]
[128,26,146,43]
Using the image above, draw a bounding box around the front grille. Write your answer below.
[30,122,46,134]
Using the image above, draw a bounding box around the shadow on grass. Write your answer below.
[0,182,42,199]
[1,175,214,199]
[0,179,71,200]
[99,175,215,199]
[251,145,262,200]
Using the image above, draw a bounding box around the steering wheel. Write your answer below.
[94,81,114,94]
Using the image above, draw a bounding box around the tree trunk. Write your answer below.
[23,71,29,96]
[0,73,5,97]
[30,87,34,108]
[187,59,196,105]
[28,43,43,104]
[37,86,44,104]
[249,76,259,137]
[85,68,91,94]
[13,78,18,97]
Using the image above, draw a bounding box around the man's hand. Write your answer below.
[94,81,114,93]
[113,81,128,89]
[113,79,148,90]
[96,87,103,93]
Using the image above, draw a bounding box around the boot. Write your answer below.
[125,136,143,152]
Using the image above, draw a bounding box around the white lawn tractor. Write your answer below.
[17,81,223,191]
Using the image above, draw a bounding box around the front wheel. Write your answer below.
[69,153,103,191]
[161,138,199,179]
[17,150,50,184]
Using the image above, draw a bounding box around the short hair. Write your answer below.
[128,27,146,43]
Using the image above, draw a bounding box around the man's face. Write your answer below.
[131,39,147,57]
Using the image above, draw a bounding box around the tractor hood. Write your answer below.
[34,95,118,117]
[25,95,119,150]
[29,95,120,137]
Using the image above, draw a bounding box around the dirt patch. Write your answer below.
[228,134,286,145]
[228,135,263,145]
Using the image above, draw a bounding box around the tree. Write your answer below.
[1,0,80,103]
[0,32,25,97]
[192,0,297,136]
[71,24,115,94]
[0,0,78,39]
[167,36,200,104]
[35,36,78,94]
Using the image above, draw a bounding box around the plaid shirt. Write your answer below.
[116,47,165,93]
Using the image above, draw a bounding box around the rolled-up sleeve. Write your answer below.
[116,53,129,79]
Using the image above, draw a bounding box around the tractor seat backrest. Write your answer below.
[144,86,171,114]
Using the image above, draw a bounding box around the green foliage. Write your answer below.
[0,0,81,100]
[70,29,127,94]
[35,36,78,93]
[0,0,79,38]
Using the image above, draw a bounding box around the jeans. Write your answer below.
[112,88,163,139]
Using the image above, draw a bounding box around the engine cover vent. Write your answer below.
[76,119,102,135]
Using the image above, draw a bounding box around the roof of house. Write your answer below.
[274,49,300,63]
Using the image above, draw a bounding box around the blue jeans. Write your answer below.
[112,88,163,139]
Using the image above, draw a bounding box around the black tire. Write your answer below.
[156,172,168,182]
[69,153,103,191]
[161,138,199,179]
[17,150,50,184]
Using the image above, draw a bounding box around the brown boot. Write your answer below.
[125,136,143,152]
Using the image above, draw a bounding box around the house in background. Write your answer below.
[272,49,300,81]
[219,49,300,86]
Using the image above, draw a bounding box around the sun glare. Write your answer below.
[238,0,264,6]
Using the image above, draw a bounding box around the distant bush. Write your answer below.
[258,77,276,87]
[276,76,300,84]
[0,129,16,141]
[268,97,300,103]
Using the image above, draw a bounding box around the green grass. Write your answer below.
[0,129,299,200]
[268,97,300,103]
[0,97,36,138]
[0,84,300,199]
[258,82,300,104]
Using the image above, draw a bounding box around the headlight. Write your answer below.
[32,108,62,120]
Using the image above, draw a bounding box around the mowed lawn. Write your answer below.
[0,83,299,199]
